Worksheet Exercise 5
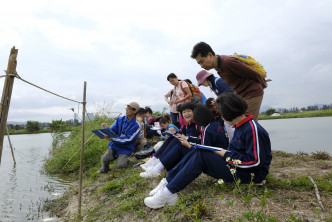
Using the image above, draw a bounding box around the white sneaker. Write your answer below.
[144,190,179,209]
[149,178,168,196]
[140,157,159,171]
[140,169,161,178]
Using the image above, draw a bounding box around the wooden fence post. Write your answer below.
[0,46,18,164]
[78,81,86,219]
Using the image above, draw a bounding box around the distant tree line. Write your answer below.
[262,103,332,115]
[7,119,81,133]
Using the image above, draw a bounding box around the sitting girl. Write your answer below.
[142,103,228,196]
[144,92,272,209]
[140,102,203,177]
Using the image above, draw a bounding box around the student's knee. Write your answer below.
[117,154,129,168]
[101,149,114,163]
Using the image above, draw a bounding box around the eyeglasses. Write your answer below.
[126,107,134,111]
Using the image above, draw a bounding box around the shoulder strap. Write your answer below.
[180,80,187,95]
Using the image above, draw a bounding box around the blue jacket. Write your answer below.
[210,75,233,96]
[108,116,140,156]
[223,115,272,182]
[200,92,207,105]
[180,122,201,144]
[200,121,228,148]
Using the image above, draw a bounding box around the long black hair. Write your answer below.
[193,104,215,127]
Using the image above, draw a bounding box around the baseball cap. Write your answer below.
[127,102,140,111]
[196,70,213,86]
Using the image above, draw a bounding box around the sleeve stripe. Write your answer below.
[112,125,140,143]
[237,120,261,168]
[201,123,210,145]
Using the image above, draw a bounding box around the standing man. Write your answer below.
[98,102,141,173]
[191,42,267,121]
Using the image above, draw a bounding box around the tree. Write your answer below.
[7,124,15,130]
[49,119,69,132]
[14,124,24,130]
[265,108,277,116]
[26,121,40,133]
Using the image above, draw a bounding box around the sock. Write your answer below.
[162,187,174,197]
[152,162,164,173]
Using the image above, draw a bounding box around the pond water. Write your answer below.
[259,116,332,154]
[0,133,72,222]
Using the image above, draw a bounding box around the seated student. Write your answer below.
[144,106,158,139]
[140,102,202,177]
[135,108,147,152]
[206,97,233,141]
[206,97,222,123]
[97,102,141,173]
[159,116,179,134]
[143,104,228,192]
[144,93,272,209]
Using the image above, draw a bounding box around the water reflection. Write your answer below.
[0,133,72,222]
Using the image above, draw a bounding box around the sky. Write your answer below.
[1,0,332,122]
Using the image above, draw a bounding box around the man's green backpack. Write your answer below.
[232,53,267,79]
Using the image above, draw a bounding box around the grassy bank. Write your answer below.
[44,116,115,175]
[258,109,332,120]
[43,117,332,221]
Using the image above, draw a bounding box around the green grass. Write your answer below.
[259,109,332,120]
[43,116,115,175]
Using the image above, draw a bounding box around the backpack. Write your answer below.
[180,80,202,104]
[232,53,267,78]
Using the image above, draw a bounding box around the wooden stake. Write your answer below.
[6,126,16,165]
[0,46,18,165]
[78,82,86,219]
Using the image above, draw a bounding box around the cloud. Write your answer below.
[0,0,332,121]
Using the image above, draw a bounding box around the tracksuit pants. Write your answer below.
[159,140,192,172]
[154,137,179,159]
[165,149,254,194]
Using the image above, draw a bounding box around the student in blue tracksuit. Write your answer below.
[141,104,228,179]
[98,102,141,173]
[140,102,201,174]
[144,92,272,209]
